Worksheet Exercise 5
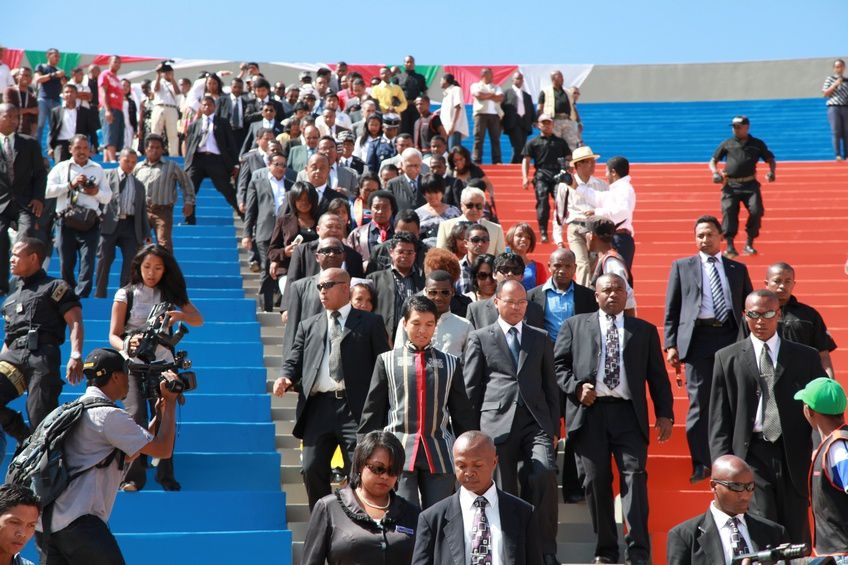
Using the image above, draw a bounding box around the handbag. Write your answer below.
[60,166,99,232]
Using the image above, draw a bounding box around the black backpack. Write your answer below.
[5,396,123,533]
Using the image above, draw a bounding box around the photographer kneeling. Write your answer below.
[35,348,179,564]
[108,244,203,492]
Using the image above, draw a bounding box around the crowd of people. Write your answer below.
[0,46,846,564]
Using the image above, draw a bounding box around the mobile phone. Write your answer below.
[292,234,304,246]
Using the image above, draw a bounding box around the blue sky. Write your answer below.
[5,0,846,65]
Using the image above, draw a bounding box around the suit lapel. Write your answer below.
[688,255,702,294]
[444,494,466,564]
[773,342,786,384]
[517,329,529,373]
[489,325,514,372]
[498,491,518,562]
[740,340,762,416]
[696,511,725,564]
[587,314,601,360]
[341,308,361,342]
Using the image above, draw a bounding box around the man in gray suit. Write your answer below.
[95,147,149,298]
[464,280,561,565]
[296,136,358,196]
[287,125,320,173]
[385,147,427,212]
[466,253,545,330]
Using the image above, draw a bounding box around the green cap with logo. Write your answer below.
[794,377,847,415]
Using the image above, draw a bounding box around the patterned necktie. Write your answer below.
[410,177,418,195]
[707,256,729,323]
[2,136,13,183]
[507,327,520,369]
[199,117,211,149]
[727,517,751,556]
[604,314,620,390]
[470,496,492,565]
[759,343,781,441]
[329,311,343,382]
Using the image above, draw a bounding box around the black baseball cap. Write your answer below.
[730,116,750,126]
[83,348,127,380]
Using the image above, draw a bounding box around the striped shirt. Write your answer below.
[133,158,195,206]
[823,75,848,106]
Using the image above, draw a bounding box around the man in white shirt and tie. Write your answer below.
[151,62,180,156]
[502,72,536,164]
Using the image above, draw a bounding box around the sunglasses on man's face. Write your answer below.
[744,310,777,320]
[713,480,755,493]
[316,247,344,256]
[365,463,397,477]
[462,202,483,210]
[425,288,452,297]
[468,236,490,244]
[316,280,346,291]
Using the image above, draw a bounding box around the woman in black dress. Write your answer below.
[301,431,420,565]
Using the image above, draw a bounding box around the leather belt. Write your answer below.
[726,175,756,183]
[118,214,134,220]
[594,396,629,404]
[11,335,59,349]
[154,103,178,109]
[314,389,346,399]
[695,318,728,328]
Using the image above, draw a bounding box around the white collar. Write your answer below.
[698,251,723,263]
[598,310,624,325]
[709,501,748,530]
[749,331,780,353]
[496,317,523,336]
[459,481,498,512]
[329,302,353,321]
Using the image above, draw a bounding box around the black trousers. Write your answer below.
[573,399,650,563]
[57,221,100,298]
[561,432,584,500]
[400,106,419,136]
[0,205,38,294]
[495,404,559,555]
[36,514,125,565]
[720,183,763,241]
[534,175,558,234]
[505,127,529,164]
[95,218,141,298]
[122,370,176,488]
[186,153,239,223]
[301,392,358,509]
[255,239,274,312]
[0,343,62,430]
[53,140,72,163]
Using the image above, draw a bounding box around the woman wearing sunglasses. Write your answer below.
[466,254,497,303]
[301,431,420,565]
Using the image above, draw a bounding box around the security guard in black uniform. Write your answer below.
[709,115,776,257]
[521,113,571,243]
[0,237,84,434]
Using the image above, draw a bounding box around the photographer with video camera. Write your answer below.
[107,244,203,492]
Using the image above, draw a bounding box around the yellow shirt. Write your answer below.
[370,81,408,113]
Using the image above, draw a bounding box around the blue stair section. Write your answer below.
[1,157,291,564]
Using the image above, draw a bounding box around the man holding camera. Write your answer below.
[34,348,178,564]
[521,113,571,244]
[151,62,180,157]
[45,134,111,298]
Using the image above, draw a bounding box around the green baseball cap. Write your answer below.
[794,377,847,415]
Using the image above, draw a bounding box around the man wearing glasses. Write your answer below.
[435,186,505,255]
[456,223,491,295]
[367,232,425,341]
[667,455,787,564]
[710,289,827,545]
[273,267,390,509]
[466,253,545,330]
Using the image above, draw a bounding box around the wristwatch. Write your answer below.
[70,351,82,361]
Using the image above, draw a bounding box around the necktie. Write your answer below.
[707,257,729,323]
[410,177,418,195]
[199,117,211,149]
[507,327,520,369]
[377,224,389,243]
[118,174,128,216]
[2,136,13,183]
[604,314,620,390]
[759,343,781,441]
[231,98,241,129]
[470,496,492,565]
[329,311,344,382]
[727,517,751,557]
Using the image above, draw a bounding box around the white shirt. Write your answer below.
[315,303,352,393]
[577,175,636,235]
[496,318,523,349]
[566,174,609,223]
[459,482,504,565]
[267,172,288,215]
[709,502,756,565]
[0,63,14,91]
[198,115,221,155]
[58,106,77,141]
[70,78,91,108]
[470,81,503,115]
[749,333,780,433]
[512,85,526,117]
[45,159,111,212]
[314,183,328,202]
[441,84,469,137]
[697,252,732,319]
[153,81,178,106]
[595,310,631,399]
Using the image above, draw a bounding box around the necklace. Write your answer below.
[357,488,390,510]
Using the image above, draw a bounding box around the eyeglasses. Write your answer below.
[316,247,344,256]
[462,202,484,210]
[476,271,494,280]
[425,289,452,297]
[316,280,346,291]
[365,463,397,477]
[468,236,490,244]
[713,480,755,493]
[496,266,524,276]
[745,310,778,320]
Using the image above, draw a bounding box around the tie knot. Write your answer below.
[707,256,718,264]
[474,496,488,509]
[727,516,739,528]
[331,310,340,320]
[762,343,770,354]
[509,326,518,337]
[606,314,616,323]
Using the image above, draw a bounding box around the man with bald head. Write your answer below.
[554,273,674,564]
[710,289,827,544]
[464,280,561,564]
[667,455,787,564]
[273,267,390,508]
[303,153,346,215]
[411,431,543,565]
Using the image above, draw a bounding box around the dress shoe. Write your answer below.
[592,557,615,564]
[743,244,758,255]
[543,554,560,565]
[249,260,261,273]
[157,478,181,491]
[723,246,738,259]
[120,481,140,492]
[689,464,711,484]
[564,490,585,504]
[540,231,550,243]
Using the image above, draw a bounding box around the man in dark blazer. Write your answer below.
[239,103,283,157]
[467,253,545,330]
[299,153,347,216]
[464,280,561,565]
[242,77,284,127]
[665,214,753,483]
[94,148,149,298]
[709,289,826,545]
[217,77,249,149]
[286,213,365,281]
[295,136,359,196]
[183,95,240,224]
[367,232,425,340]
[0,104,47,294]
[412,431,543,565]
[48,84,98,163]
[273,267,390,509]
[554,273,674,565]
[502,72,536,164]
[667,455,787,565]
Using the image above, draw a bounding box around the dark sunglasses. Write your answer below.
[425,289,452,297]
[462,202,484,210]
[476,271,494,280]
[316,247,344,256]
[468,236,490,244]
[496,266,524,276]
[365,463,397,477]
[745,310,777,320]
[713,480,755,493]
[316,280,346,291]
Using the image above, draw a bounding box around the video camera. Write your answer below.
[730,543,809,564]
[127,302,196,400]
[553,157,574,186]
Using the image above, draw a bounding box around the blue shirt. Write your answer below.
[522,262,538,291]
[543,278,575,342]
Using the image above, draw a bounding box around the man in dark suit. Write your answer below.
[367,232,425,341]
[273,267,390,509]
[243,77,284,127]
[48,84,98,163]
[397,55,428,135]
[95,148,149,298]
[467,253,545,330]
[183,95,240,224]
[219,77,249,149]
[300,154,346,216]
[665,214,753,483]
[0,104,46,294]
[295,137,358,196]
[667,455,787,565]
[554,273,674,564]
[239,102,283,157]
[286,213,365,281]
[709,289,826,545]
[236,132,278,214]
[412,431,543,565]
[502,72,536,164]
[464,280,561,565]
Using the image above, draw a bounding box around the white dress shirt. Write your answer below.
[153,82,178,106]
[45,159,111,212]
[470,82,503,115]
[459,482,504,565]
[70,79,91,108]
[709,502,756,565]
[511,85,526,117]
[198,115,221,155]
[566,175,609,223]
[594,310,631,399]
[697,252,732,319]
[394,311,472,357]
[58,107,77,141]
[749,333,780,433]
[577,174,636,235]
[0,63,14,91]
[314,303,352,393]
[267,172,288,216]
[496,318,523,347]
[230,94,243,128]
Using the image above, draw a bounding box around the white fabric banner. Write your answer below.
[517,64,594,99]
[267,62,327,72]
[119,58,231,82]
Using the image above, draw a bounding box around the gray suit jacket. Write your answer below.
[281,274,322,352]
[287,145,311,173]
[101,168,149,242]
[466,297,545,331]
[237,150,265,207]
[295,164,358,195]
[243,168,291,242]
[385,175,426,212]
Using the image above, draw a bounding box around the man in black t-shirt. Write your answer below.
[522,114,571,242]
[709,115,776,257]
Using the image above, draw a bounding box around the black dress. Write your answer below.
[301,486,420,565]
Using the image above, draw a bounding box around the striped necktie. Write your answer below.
[707,256,729,323]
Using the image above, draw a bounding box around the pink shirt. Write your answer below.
[98,70,123,111]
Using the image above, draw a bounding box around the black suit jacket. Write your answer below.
[464,323,560,442]
[243,97,284,127]
[367,268,425,340]
[281,274,322,353]
[283,308,390,438]
[316,185,347,216]
[243,169,292,242]
[240,120,283,157]
[47,105,98,150]
[466,297,545,331]
[501,88,536,134]
[709,337,826,493]
[527,281,598,333]
[287,239,364,281]
[667,509,786,565]
[184,115,238,171]
[411,488,542,565]
[101,169,149,242]
[554,313,674,442]
[664,254,752,358]
[0,134,46,214]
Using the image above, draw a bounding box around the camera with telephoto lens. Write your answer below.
[730,543,809,564]
[126,302,197,400]
[553,157,573,186]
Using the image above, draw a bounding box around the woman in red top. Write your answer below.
[506,222,548,290]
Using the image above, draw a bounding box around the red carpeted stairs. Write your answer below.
[482,161,848,564]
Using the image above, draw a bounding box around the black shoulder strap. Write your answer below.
[121,284,134,328]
